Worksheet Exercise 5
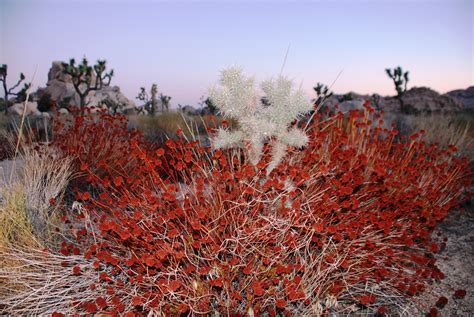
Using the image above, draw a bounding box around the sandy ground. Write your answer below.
[416,200,474,316]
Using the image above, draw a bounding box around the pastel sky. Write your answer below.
[1,0,472,108]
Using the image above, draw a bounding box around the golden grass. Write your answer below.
[0,143,74,314]
[0,185,41,249]
[403,113,473,157]
[128,111,236,143]
[0,145,72,249]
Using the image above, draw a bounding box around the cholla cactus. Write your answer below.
[209,67,312,174]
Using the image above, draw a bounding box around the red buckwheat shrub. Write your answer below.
[53,103,471,315]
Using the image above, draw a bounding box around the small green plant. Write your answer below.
[61,57,114,112]
[0,64,31,114]
[386,66,409,113]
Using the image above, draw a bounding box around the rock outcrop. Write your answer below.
[446,86,474,109]
[398,87,464,112]
[7,101,41,116]
[36,61,135,111]
[322,87,464,113]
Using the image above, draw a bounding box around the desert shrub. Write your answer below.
[51,109,149,183]
[42,103,471,315]
[5,70,470,315]
[0,144,76,314]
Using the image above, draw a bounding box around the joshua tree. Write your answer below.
[159,93,171,112]
[136,84,160,115]
[0,64,31,114]
[312,83,333,107]
[200,96,218,115]
[385,66,409,113]
[61,57,114,112]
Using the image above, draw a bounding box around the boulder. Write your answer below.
[36,61,136,112]
[338,99,365,112]
[180,105,200,116]
[7,101,41,116]
[446,86,474,109]
[379,87,464,113]
[319,94,368,112]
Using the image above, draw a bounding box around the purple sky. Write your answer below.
[1,0,472,108]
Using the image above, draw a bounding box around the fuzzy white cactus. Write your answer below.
[209,67,312,174]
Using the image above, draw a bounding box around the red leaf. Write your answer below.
[436,296,448,308]
[144,256,155,267]
[72,266,81,275]
[190,219,202,231]
[156,148,165,157]
[454,289,466,299]
[80,162,88,171]
[84,302,98,313]
[132,296,143,306]
[313,223,324,232]
[96,296,107,309]
[113,176,123,187]
[210,277,223,288]
[167,228,180,238]
[82,191,91,201]
[276,299,286,309]
[169,280,182,292]
[252,281,265,296]
[243,263,252,275]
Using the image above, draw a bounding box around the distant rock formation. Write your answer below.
[446,86,474,109]
[179,105,200,116]
[36,61,135,111]
[322,87,463,113]
[397,87,464,112]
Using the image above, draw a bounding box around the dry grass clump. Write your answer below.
[409,114,471,152]
[0,247,100,315]
[0,144,73,247]
[0,185,41,249]
[19,145,72,241]
[0,143,76,315]
[394,112,473,156]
